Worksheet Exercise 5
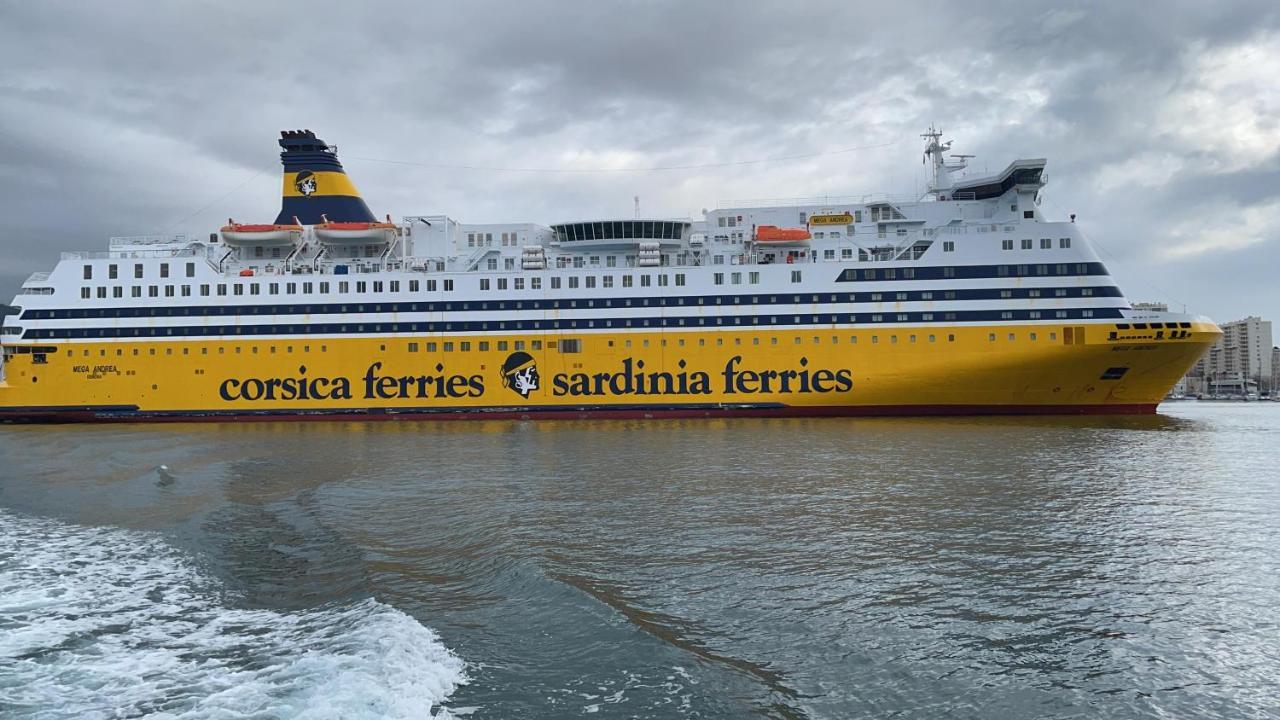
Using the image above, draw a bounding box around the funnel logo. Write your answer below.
[294,170,317,197]
[501,351,540,398]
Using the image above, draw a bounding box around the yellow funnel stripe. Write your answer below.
[282,171,363,198]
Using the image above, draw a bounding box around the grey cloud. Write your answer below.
[1,1,1278,323]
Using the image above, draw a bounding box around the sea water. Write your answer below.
[1,402,1277,718]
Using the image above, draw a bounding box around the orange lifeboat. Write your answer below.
[314,214,398,245]
[754,225,812,243]
[219,219,302,246]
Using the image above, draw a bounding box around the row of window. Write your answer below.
[61,337,584,360]
[552,254,684,269]
[78,272,702,300]
[466,231,521,247]
[836,262,1107,282]
[1001,238,1072,250]
[481,273,687,291]
[552,221,686,243]
[84,262,197,281]
[19,308,1124,340]
[82,277,460,301]
[31,286,1124,321]
[1116,322,1190,330]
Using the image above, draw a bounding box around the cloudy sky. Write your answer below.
[1,1,1277,325]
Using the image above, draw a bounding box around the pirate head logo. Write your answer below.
[294,170,318,197]
[501,351,539,398]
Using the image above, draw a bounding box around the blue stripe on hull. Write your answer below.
[276,195,375,225]
[21,307,1127,340]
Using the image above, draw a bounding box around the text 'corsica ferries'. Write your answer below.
[0,128,1220,422]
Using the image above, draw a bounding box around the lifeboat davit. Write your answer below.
[754,225,812,243]
[220,219,302,247]
[314,214,398,245]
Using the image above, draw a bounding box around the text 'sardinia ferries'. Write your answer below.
[0,128,1220,422]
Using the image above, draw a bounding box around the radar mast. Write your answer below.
[921,125,971,199]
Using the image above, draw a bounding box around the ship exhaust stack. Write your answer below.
[274,129,376,225]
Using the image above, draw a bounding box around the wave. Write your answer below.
[0,510,466,719]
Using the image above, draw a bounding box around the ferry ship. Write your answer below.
[0,129,1220,422]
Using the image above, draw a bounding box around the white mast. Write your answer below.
[921,125,970,199]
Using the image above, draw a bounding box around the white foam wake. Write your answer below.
[0,510,467,719]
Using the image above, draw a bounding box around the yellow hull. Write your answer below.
[0,321,1219,421]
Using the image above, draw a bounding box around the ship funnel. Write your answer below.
[274,130,376,225]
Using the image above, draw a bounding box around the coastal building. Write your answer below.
[1273,347,1280,397]
[1188,316,1273,396]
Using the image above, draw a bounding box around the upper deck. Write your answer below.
[1,128,1146,349]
